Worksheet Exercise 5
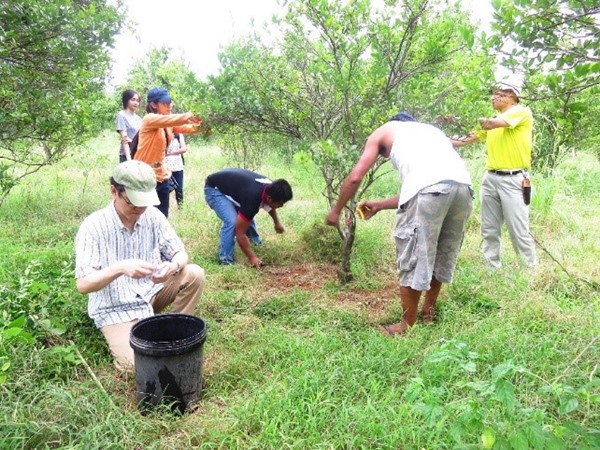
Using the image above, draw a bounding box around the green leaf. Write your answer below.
[8,315,26,328]
[523,421,547,449]
[481,427,496,449]
[559,396,579,414]
[492,360,515,381]
[495,379,516,411]
[508,428,529,450]
[3,327,23,339]
[459,25,475,48]
[574,64,590,77]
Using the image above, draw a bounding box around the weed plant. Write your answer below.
[0,132,599,449]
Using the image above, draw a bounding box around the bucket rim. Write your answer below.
[130,313,207,356]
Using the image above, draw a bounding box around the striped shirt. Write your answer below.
[75,202,184,328]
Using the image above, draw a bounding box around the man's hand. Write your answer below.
[357,201,378,220]
[326,209,340,226]
[248,255,263,268]
[274,222,285,234]
[151,261,177,283]
[76,258,158,295]
[120,259,156,279]
[479,117,492,130]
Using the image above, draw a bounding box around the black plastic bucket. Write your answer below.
[129,313,207,414]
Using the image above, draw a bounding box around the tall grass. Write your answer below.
[1,132,598,449]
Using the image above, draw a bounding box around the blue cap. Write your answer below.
[147,87,172,104]
[389,111,416,122]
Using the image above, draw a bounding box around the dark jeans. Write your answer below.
[204,186,262,264]
[155,179,170,217]
[170,170,184,206]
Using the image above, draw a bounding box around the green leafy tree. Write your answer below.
[123,47,209,115]
[211,0,492,281]
[0,0,125,205]
[491,0,599,96]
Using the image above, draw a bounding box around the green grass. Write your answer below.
[1,131,599,449]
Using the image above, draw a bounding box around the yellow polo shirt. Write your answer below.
[475,105,533,170]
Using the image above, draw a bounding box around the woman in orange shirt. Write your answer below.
[134,88,201,217]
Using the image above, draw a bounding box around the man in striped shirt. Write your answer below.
[75,160,205,371]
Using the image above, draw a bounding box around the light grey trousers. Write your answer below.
[480,172,537,268]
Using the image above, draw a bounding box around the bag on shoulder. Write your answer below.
[129,131,140,159]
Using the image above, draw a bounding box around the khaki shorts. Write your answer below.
[394,182,473,291]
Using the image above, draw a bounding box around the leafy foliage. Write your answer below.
[491,0,600,97]
[0,0,125,205]
[0,258,79,384]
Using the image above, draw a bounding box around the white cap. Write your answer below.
[495,73,523,97]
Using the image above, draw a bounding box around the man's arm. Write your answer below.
[76,259,156,294]
[269,209,284,233]
[450,133,479,148]
[360,195,400,219]
[480,117,509,130]
[235,216,261,267]
[325,125,385,226]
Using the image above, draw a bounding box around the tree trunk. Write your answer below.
[337,212,356,283]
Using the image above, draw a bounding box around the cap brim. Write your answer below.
[126,188,160,207]
[496,82,520,97]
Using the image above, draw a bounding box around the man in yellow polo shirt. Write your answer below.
[452,77,537,269]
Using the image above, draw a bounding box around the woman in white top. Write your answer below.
[166,133,187,207]
[115,89,142,162]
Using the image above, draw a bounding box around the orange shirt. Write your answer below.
[134,113,198,182]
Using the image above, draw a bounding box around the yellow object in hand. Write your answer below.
[355,202,370,220]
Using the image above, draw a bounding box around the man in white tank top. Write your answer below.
[326,112,473,336]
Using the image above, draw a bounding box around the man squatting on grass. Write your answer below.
[204,168,293,267]
[75,160,205,371]
[326,112,473,336]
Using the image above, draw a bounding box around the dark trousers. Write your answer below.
[155,179,170,217]
[170,170,184,206]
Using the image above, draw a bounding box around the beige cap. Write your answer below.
[112,160,160,207]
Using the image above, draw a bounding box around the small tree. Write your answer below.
[0,0,124,205]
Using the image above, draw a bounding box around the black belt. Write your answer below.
[489,169,523,176]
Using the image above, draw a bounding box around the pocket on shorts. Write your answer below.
[420,182,453,196]
[393,225,419,272]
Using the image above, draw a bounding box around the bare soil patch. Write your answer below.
[260,263,400,318]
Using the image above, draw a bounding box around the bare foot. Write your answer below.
[378,321,410,337]
[422,305,436,325]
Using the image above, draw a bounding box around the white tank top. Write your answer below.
[388,121,472,205]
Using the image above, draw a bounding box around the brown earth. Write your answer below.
[260,262,400,317]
